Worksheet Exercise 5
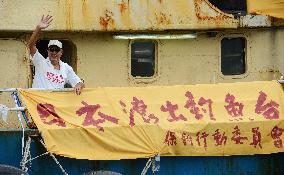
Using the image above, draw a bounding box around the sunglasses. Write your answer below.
[48,47,61,53]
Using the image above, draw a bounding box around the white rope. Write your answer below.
[18,107,25,160]
[27,152,49,162]
[39,139,69,175]
[20,137,32,172]
[11,93,25,157]
[0,104,9,122]
[20,137,60,172]
[141,157,152,175]
[152,155,160,173]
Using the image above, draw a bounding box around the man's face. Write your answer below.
[47,45,63,62]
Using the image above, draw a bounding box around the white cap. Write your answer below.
[48,40,62,48]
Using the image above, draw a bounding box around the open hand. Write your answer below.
[38,15,53,30]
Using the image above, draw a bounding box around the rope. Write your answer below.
[141,157,152,175]
[11,93,25,157]
[20,137,32,172]
[28,152,49,162]
[20,137,61,173]
[1,89,69,174]
[39,139,69,175]
[0,104,8,122]
[152,154,160,173]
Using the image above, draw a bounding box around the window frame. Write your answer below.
[128,40,159,83]
[218,34,250,79]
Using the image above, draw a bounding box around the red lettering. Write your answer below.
[37,103,66,127]
[196,131,209,150]
[184,91,215,121]
[161,101,187,122]
[231,126,248,144]
[164,131,177,146]
[182,132,194,146]
[224,93,244,118]
[255,91,279,120]
[120,97,159,127]
[250,127,262,148]
[76,101,119,132]
[270,126,284,148]
[212,129,227,146]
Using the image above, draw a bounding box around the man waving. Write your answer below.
[28,15,85,95]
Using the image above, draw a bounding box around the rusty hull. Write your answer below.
[0,0,238,32]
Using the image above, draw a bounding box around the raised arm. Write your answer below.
[28,15,53,56]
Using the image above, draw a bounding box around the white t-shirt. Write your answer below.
[30,50,81,89]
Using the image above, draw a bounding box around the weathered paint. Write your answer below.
[0,39,30,128]
[74,29,284,86]
[0,0,238,31]
[240,15,272,27]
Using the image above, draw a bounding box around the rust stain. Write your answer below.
[65,0,73,30]
[99,10,115,30]
[156,12,171,25]
[118,0,127,14]
[119,0,131,29]
[194,0,230,23]
[81,0,91,26]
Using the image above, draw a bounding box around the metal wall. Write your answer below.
[72,29,284,86]
[0,0,237,31]
[0,39,30,128]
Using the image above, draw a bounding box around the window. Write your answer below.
[208,0,247,16]
[131,41,156,77]
[221,37,246,75]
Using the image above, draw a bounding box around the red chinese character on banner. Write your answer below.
[212,129,227,146]
[224,93,244,119]
[119,97,159,127]
[130,97,159,126]
[250,127,262,148]
[255,91,279,120]
[76,101,119,132]
[270,126,284,148]
[164,131,177,146]
[231,126,248,144]
[37,103,66,127]
[182,132,194,146]
[196,131,209,150]
[184,91,215,121]
[161,101,187,122]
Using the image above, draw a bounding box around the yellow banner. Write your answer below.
[247,0,284,19]
[19,81,284,160]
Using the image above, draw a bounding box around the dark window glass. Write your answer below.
[131,41,155,77]
[208,0,247,16]
[221,37,246,75]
